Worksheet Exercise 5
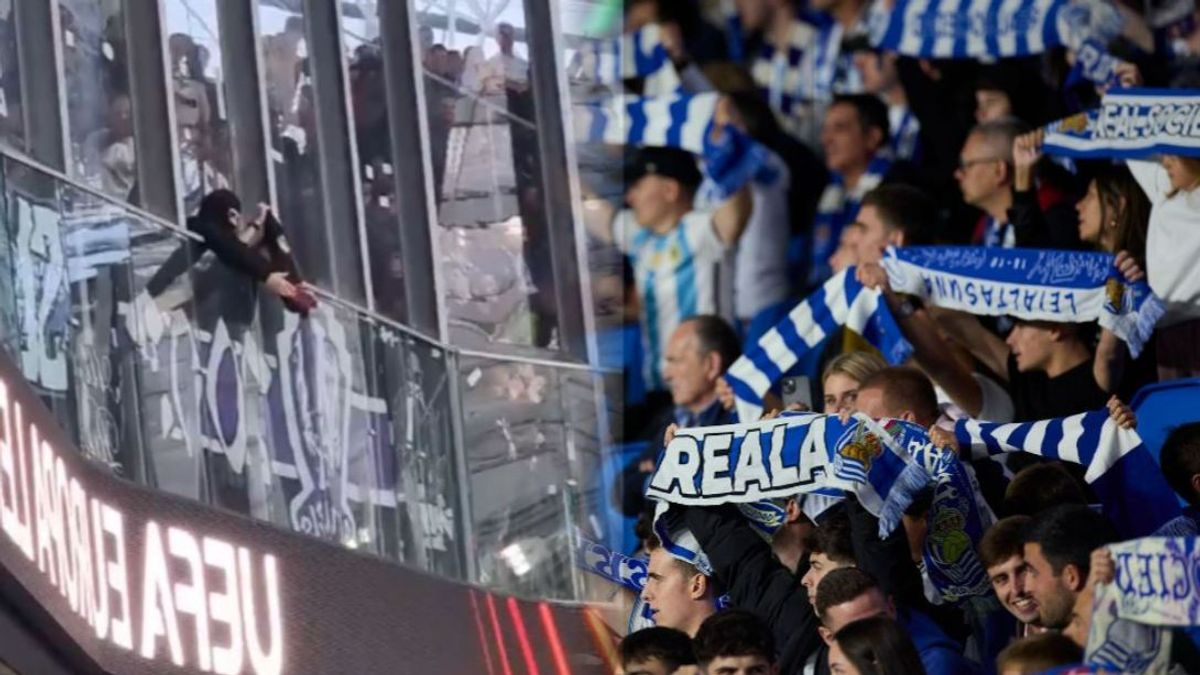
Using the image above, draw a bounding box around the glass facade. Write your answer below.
[0,0,613,600]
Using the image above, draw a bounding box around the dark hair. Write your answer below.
[692,610,776,666]
[978,515,1032,569]
[857,367,940,427]
[1020,504,1118,578]
[832,94,890,142]
[996,633,1083,672]
[620,627,696,670]
[1088,164,1150,263]
[196,189,242,226]
[1003,463,1087,517]
[975,63,1048,125]
[859,184,938,246]
[681,315,742,374]
[802,507,854,565]
[833,616,927,675]
[815,568,880,621]
[1160,422,1200,507]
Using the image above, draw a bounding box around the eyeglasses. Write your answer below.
[957,156,1002,171]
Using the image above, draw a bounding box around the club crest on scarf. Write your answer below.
[834,419,901,482]
[1104,277,1129,314]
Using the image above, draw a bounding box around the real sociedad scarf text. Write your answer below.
[647,413,993,602]
[1042,87,1200,159]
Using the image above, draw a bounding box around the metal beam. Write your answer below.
[217,0,273,207]
[125,0,180,220]
[379,0,445,338]
[13,0,65,168]
[299,0,368,304]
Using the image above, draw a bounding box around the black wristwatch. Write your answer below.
[895,295,921,318]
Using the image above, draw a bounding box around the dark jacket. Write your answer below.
[1004,187,1086,250]
[678,505,823,675]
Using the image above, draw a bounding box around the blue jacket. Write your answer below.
[900,607,984,675]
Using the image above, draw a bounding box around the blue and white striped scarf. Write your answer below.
[1043,87,1200,159]
[728,246,1163,423]
[809,156,892,285]
[576,92,772,199]
[568,24,672,86]
[954,411,1182,538]
[1083,537,1200,673]
[866,0,1122,59]
[884,246,1165,358]
[725,267,914,422]
[751,20,817,117]
[648,413,993,603]
[808,18,868,102]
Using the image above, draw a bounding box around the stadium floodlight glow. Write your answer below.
[500,543,533,577]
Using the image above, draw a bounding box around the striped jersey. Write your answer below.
[616,210,726,390]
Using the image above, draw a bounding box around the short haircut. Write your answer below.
[857,367,940,427]
[1003,463,1087,517]
[815,568,880,622]
[620,627,696,670]
[681,315,742,374]
[822,351,889,387]
[968,116,1030,165]
[1159,422,1200,507]
[978,515,1032,569]
[802,507,855,565]
[833,616,927,675]
[859,184,938,246]
[996,633,1083,673]
[692,610,776,665]
[832,94,890,140]
[1020,504,1118,578]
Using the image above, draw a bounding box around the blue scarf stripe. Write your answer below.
[867,0,1119,58]
[727,269,914,421]
[1040,418,1066,461]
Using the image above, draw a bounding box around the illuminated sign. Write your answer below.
[0,348,608,674]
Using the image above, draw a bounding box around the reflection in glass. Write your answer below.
[340,3,406,322]
[459,356,577,599]
[256,5,328,288]
[418,7,558,349]
[0,3,24,152]
[58,0,138,202]
[164,0,233,213]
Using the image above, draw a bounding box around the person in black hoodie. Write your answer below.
[137,189,314,513]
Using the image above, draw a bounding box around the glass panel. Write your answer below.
[2,158,71,424]
[163,1,234,213]
[459,355,576,599]
[418,6,559,350]
[56,182,142,476]
[367,325,462,577]
[256,3,334,293]
[340,3,407,323]
[58,0,138,203]
[0,3,24,152]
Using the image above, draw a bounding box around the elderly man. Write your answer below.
[621,316,742,517]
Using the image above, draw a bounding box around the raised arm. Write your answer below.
[857,264,985,416]
[712,184,753,246]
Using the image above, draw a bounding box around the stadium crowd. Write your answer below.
[577,0,1200,672]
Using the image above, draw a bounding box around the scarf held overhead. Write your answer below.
[1082,537,1200,673]
[866,0,1121,59]
[648,413,992,602]
[1042,87,1200,159]
[568,23,671,85]
[724,267,913,423]
[883,246,1164,358]
[954,411,1181,538]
